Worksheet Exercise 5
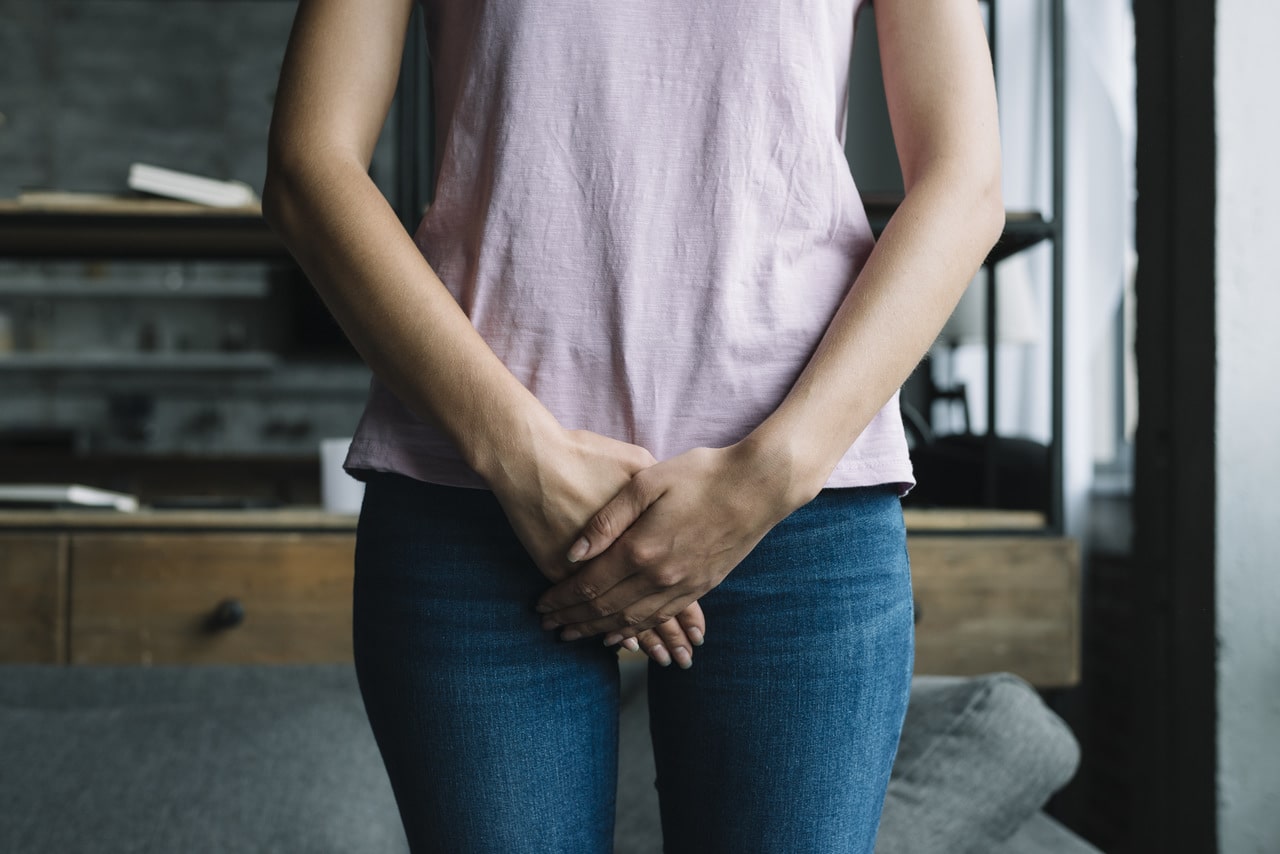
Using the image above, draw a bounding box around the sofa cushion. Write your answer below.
[875,673,1081,854]
[0,665,407,854]
[996,811,1104,854]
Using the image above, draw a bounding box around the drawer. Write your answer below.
[909,535,1080,687]
[69,533,355,665]
[0,533,68,663]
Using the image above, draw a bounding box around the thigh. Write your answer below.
[647,486,915,854]
[352,472,620,854]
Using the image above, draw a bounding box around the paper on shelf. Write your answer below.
[0,484,140,512]
[127,163,257,208]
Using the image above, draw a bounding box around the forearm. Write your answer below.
[745,168,1004,508]
[262,156,557,483]
[735,0,1003,510]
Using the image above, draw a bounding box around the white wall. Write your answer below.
[1216,1,1280,850]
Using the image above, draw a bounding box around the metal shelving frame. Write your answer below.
[983,0,1066,533]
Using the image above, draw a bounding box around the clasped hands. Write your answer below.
[492,427,794,669]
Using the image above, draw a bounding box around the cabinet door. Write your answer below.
[909,536,1080,687]
[0,533,68,663]
[69,533,355,665]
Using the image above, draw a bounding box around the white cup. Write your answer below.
[319,437,365,514]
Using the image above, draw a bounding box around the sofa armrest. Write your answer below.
[876,673,1081,854]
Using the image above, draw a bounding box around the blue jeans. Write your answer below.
[352,472,914,854]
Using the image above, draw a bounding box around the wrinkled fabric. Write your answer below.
[346,0,913,491]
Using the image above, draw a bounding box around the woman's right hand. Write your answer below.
[488,427,705,668]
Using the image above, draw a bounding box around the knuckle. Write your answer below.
[585,598,613,619]
[624,540,660,570]
[587,508,617,540]
[620,610,646,629]
[650,567,683,589]
[630,470,658,503]
[652,608,678,626]
[571,578,601,600]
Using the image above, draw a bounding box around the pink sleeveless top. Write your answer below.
[344,0,914,492]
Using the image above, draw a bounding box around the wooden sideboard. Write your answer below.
[0,508,1078,686]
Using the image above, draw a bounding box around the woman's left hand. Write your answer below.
[535,442,804,643]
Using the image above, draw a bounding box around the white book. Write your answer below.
[0,484,140,512]
[127,162,258,209]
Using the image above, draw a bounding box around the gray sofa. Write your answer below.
[0,664,1099,853]
[877,674,1098,854]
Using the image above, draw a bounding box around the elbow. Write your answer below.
[965,150,1005,253]
[903,152,1005,255]
[260,128,314,237]
[260,157,294,239]
[975,171,1005,255]
[261,141,365,240]
[260,154,316,248]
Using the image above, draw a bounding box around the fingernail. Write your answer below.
[560,629,582,642]
[622,638,640,652]
[651,644,672,667]
[603,633,624,646]
[535,602,552,613]
[688,627,704,646]
[540,619,558,631]
[672,646,692,669]
[567,537,590,563]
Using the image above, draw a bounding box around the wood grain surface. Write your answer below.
[69,533,355,665]
[910,536,1080,686]
[0,534,68,663]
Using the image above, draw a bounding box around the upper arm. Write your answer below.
[267,0,417,172]
[871,0,1001,193]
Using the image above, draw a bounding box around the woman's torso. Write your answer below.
[345,0,913,491]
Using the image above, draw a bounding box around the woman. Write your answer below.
[264,0,1001,851]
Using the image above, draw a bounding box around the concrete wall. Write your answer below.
[0,1,394,457]
[0,0,294,196]
[1216,0,1280,850]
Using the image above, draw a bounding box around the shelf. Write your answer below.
[901,507,1047,533]
[0,197,286,260]
[0,283,268,299]
[0,505,1043,535]
[3,194,1053,265]
[0,352,278,371]
[862,196,1055,264]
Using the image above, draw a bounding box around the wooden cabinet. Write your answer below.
[0,510,356,666]
[0,510,1079,686]
[69,533,354,665]
[0,533,68,663]
[910,536,1079,687]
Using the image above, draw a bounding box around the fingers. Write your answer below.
[563,589,699,641]
[606,602,705,653]
[624,601,707,668]
[645,618,696,668]
[537,565,639,634]
[541,573,653,636]
[563,471,663,565]
[675,600,706,647]
[540,531,685,630]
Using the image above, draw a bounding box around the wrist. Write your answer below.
[464,400,563,491]
[732,424,831,515]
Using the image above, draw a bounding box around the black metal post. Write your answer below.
[396,5,429,232]
[982,0,1000,508]
[1049,0,1066,533]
